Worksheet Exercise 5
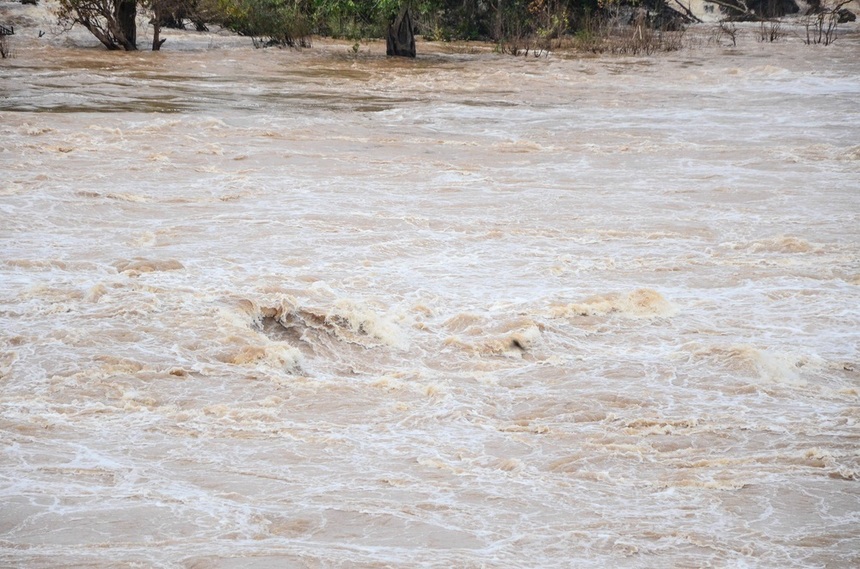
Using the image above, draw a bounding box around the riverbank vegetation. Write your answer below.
[44,0,699,52]
[3,0,858,53]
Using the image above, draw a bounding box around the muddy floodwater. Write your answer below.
[1,10,859,569]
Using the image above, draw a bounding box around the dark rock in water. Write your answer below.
[637,0,694,28]
[387,6,416,58]
[723,0,798,18]
[803,0,855,19]
[752,0,799,17]
[837,8,856,22]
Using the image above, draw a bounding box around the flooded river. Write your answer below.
[1,8,859,568]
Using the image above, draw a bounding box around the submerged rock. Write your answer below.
[837,8,856,22]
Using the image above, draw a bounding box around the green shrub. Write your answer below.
[213,0,312,46]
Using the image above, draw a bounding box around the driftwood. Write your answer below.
[386,5,415,58]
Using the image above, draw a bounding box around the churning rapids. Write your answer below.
[2,5,859,568]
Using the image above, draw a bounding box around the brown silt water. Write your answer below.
[1,6,859,568]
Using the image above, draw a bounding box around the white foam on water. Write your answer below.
[1,10,859,568]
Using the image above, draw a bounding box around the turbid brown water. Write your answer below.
[1,4,859,568]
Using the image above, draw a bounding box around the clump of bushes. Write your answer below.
[566,6,686,55]
[52,0,696,53]
[203,0,312,47]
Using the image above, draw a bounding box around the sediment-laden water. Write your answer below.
[1,6,859,568]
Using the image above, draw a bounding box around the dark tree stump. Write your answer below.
[387,6,415,58]
[115,0,137,50]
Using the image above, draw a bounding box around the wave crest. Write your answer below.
[551,288,676,319]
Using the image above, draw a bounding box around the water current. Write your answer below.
[1,5,859,568]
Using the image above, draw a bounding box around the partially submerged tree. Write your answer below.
[59,0,217,50]
[57,0,138,50]
[57,0,137,51]
[154,0,209,31]
[0,26,11,59]
[147,0,200,49]
[387,3,416,56]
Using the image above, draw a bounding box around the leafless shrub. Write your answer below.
[495,6,557,58]
[495,30,551,56]
[802,1,851,45]
[495,12,531,55]
[718,20,739,47]
[619,11,685,54]
[568,9,685,55]
[496,36,532,56]
[440,42,485,55]
[758,19,784,42]
[804,13,835,44]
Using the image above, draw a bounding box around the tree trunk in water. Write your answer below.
[115,0,137,50]
[152,3,166,50]
[386,6,416,58]
[152,22,162,50]
[494,0,503,41]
